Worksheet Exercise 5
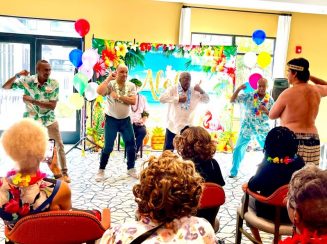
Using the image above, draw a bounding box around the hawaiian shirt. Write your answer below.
[234,92,274,140]
[12,75,59,126]
[100,216,216,244]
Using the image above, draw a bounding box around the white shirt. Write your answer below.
[159,85,209,134]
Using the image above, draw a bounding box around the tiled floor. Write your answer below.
[0,146,277,243]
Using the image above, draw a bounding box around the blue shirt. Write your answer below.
[234,92,274,139]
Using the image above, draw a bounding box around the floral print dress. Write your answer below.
[100,216,216,244]
[0,173,58,229]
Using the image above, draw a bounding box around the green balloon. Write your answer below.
[73,73,89,95]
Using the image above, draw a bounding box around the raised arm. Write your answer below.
[310,75,327,85]
[230,84,246,103]
[97,72,116,96]
[2,70,29,89]
[159,86,179,103]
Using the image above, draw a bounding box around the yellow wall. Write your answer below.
[191,8,278,37]
[1,2,327,140]
[0,0,181,46]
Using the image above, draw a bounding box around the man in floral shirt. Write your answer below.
[229,78,274,177]
[2,60,70,183]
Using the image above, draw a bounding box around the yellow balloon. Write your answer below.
[69,93,84,110]
[257,52,272,69]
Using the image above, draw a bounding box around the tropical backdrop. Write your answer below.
[87,38,238,152]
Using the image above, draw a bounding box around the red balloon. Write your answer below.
[74,19,90,37]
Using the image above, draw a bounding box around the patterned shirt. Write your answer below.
[100,216,216,244]
[234,92,274,139]
[12,75,59,126]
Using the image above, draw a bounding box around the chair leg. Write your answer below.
[235,212,243,244]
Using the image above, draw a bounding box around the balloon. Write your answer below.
[243,52,257,68]
[55,102,75,118]
[249,73,263,89]
[78,62,94,80]
[243,82,254,94]
[69,49,83,68]
[252,30,266,45]
[69,93,84,110]
[82,49,99,67]
[257,51,272,69]
[74,19,90,37]
[84,82,99,101]
[73,73,89,95]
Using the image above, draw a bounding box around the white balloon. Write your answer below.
[243,52,257,69]
[84,82,99,101]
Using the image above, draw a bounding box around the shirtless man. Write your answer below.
[269,57,327,165]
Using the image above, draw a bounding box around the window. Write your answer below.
[191,33,275,87]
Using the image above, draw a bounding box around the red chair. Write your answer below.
[5,209,110,244]
[235,184,292,244]
[197,182,226,231]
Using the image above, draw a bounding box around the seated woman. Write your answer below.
[100,150,216,243]
[0,118,71,229]
[280,165,327,243]
[173,126,225,186]
[247,126,305,242]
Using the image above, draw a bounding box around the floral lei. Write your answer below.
[2,170,47,219]
[253,91,270,116]
[267,155,297,165]
[7,170,47,187]
[112,80,129,104]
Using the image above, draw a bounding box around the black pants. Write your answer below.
[163,128,176,151]
[133,124,146,153]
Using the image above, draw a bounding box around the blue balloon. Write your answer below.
[252,30,266,45]
[243,82,254,94]
[69,49,83,68]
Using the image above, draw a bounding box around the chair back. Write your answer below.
[197,182,225,228]
[246,184,288,207]
[5,210,110,244]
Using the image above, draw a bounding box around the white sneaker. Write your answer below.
[127,168,138,179]
[95,169,107,182]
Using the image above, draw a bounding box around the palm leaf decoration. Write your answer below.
[124,48,145,69]
[223,46,237,58]
[92,38,106,54]
[184,59,192,70]
[213,79,229,97]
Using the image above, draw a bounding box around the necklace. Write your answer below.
[267,155,297,165]
[131,94,140,112]
[253,92,270,116]
[7,170,46,187]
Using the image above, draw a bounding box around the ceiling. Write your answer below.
[158,0,327,15]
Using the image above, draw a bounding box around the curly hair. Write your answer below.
[287,58,310,82]
[288,165,327,235]
[133,150,203,223]
[0,118,48,172]
[264,126,298,158]
[173,126,216,161]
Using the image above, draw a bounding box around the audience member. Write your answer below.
[174,126,225,186]
[130,78,149,156]
[100,150,216,243]
[0,118,71,229]
[246,126,305,243]
[279,165,327,243]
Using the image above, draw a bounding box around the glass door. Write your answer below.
[0,33,82,143]
[36,38,82,143]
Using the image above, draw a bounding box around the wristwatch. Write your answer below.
[15,73,21,79]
